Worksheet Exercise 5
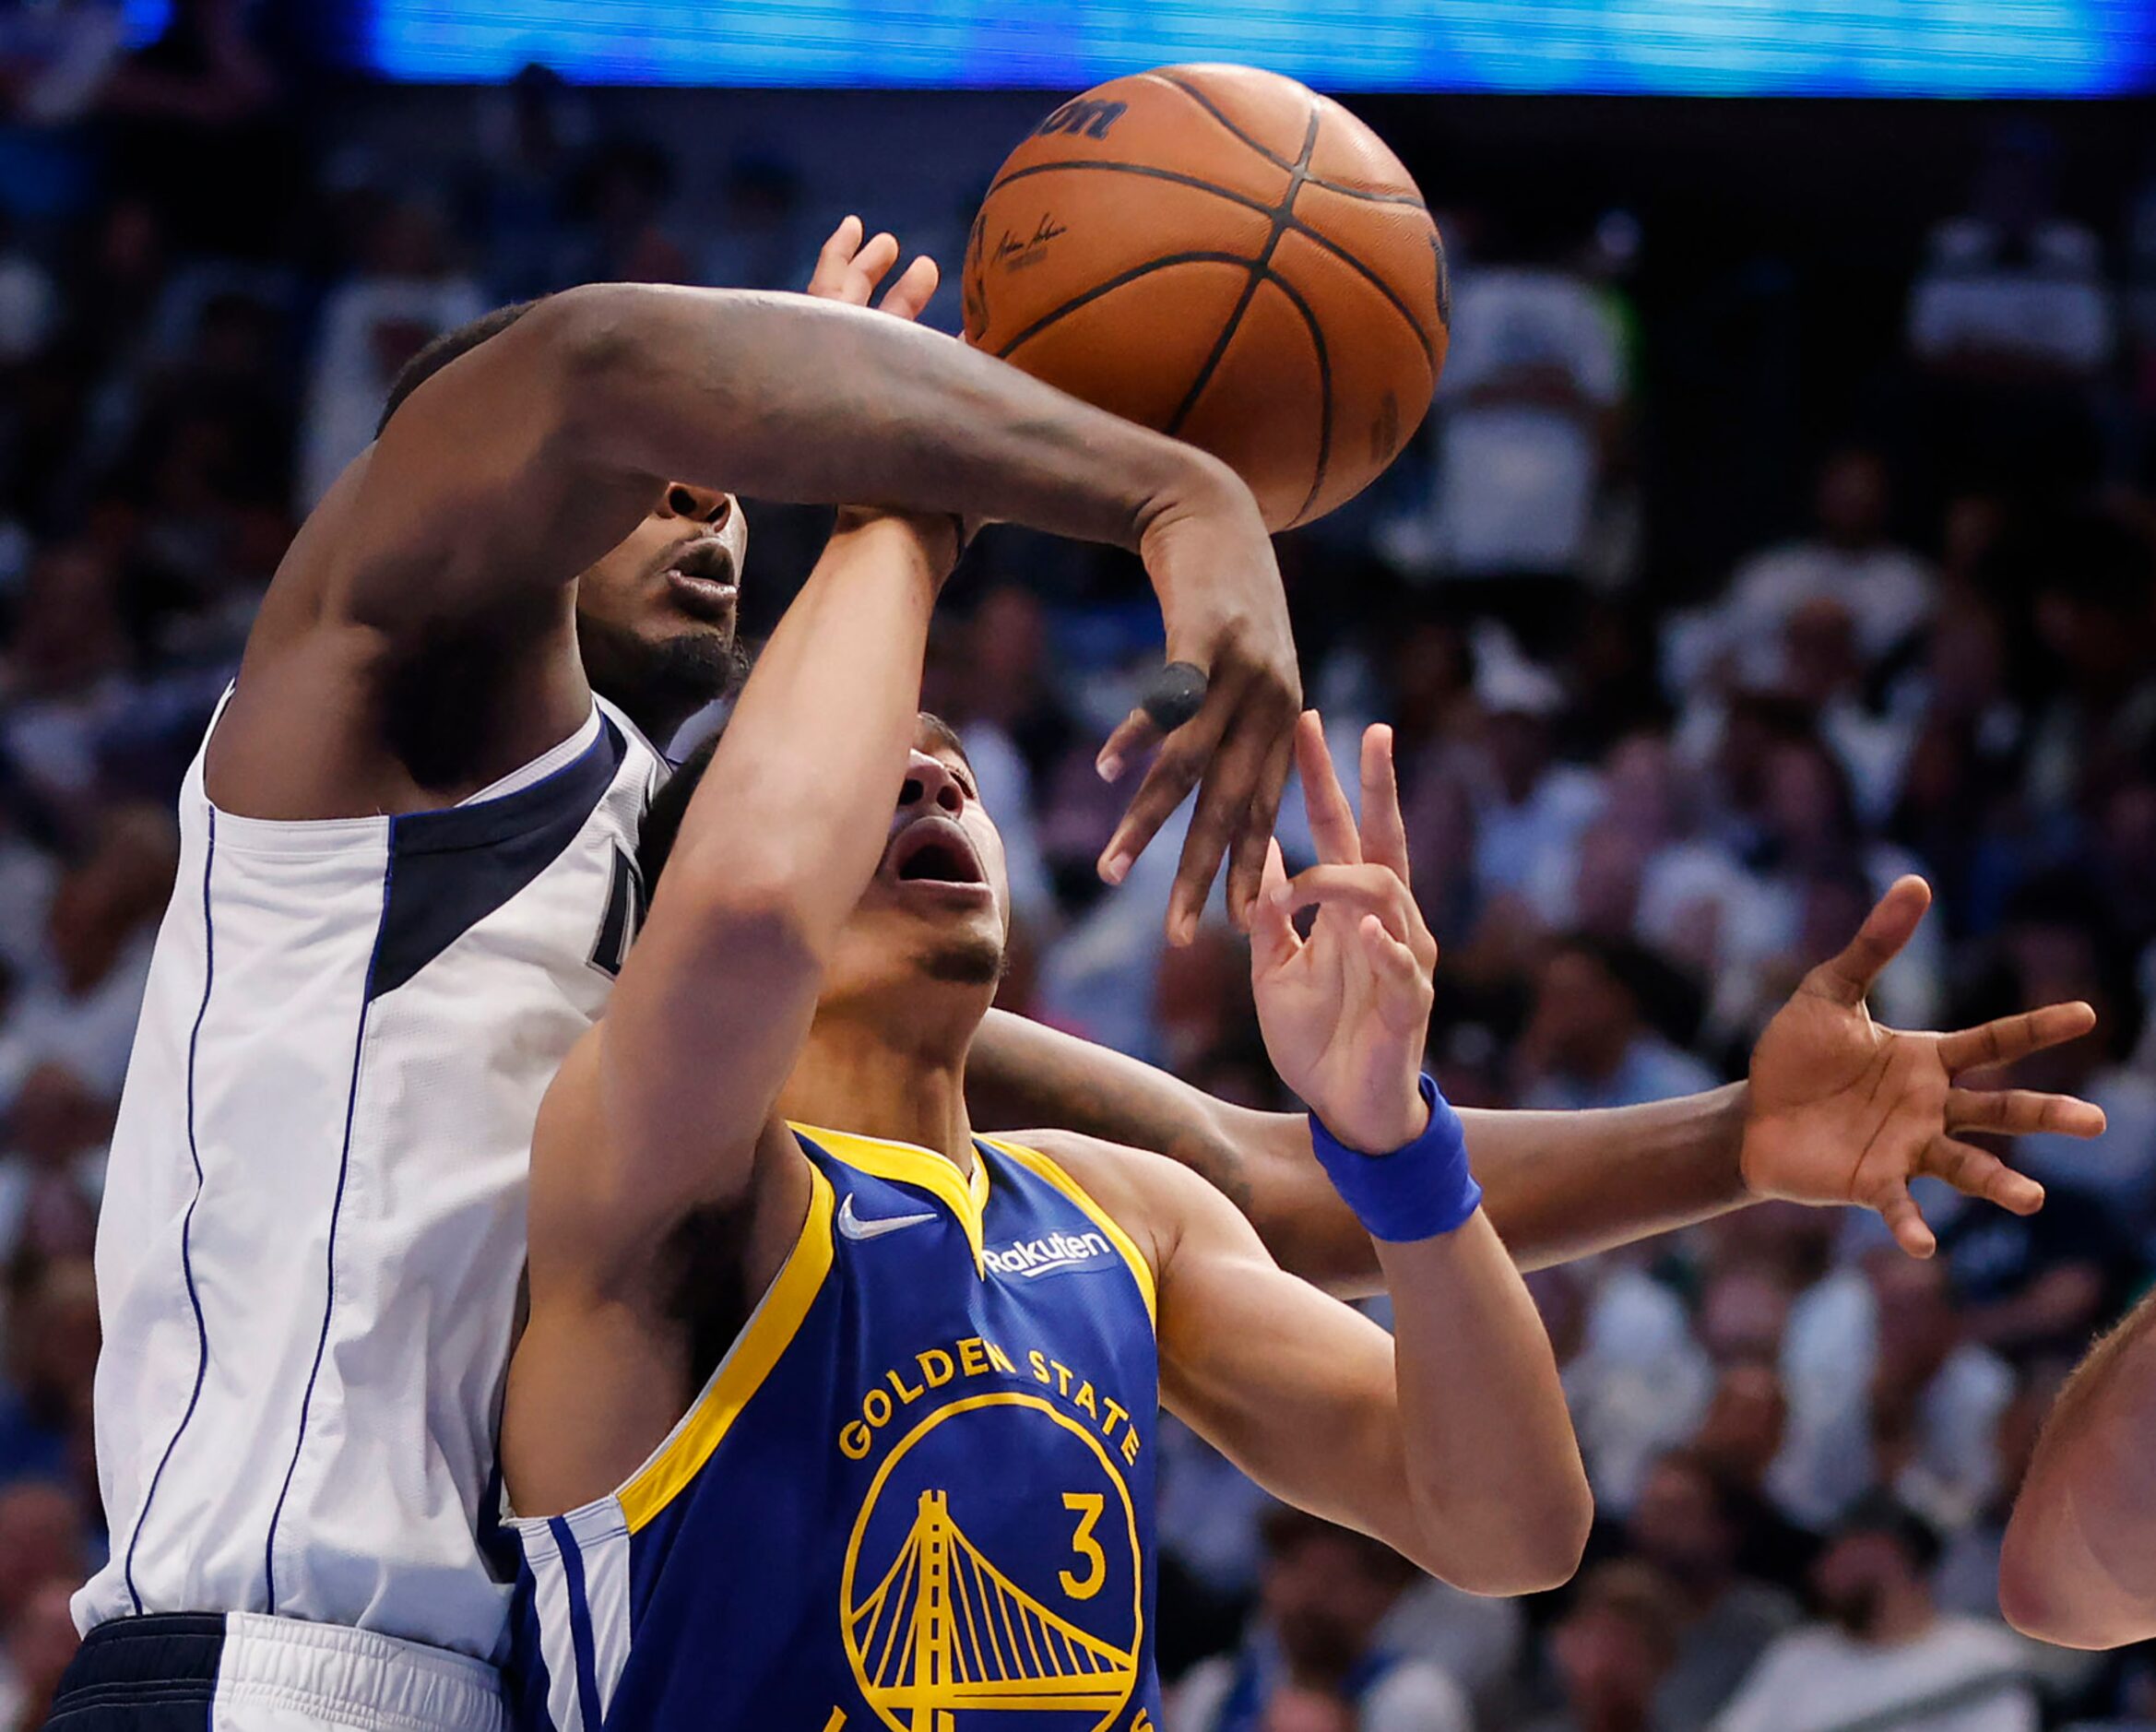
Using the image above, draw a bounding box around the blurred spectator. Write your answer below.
[1517,936,1715,1112]
[298,196,485,508]
[1711,1493,2036,1732]
[1526,1560,1683,1732]
[1170,1506,1471,1732]
[0,1062,107,1264]
[1909,125,2113,382]
[0,1252,98,1486]
[0,1477,87,1731]
[1625,1449,1797,1731]
[1389,219,1629,583]
[1689,1358,1815,1587]
[1665,448,1935,702]
[0,1575,80,1732]
[1779,1248,2012,1535]
[570,136,692,287]
[700,154,817,294]
[0,805,178,1104]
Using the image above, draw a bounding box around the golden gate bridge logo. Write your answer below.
[849,1490,1137,1727]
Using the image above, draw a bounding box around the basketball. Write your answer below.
[962,64,1450,531]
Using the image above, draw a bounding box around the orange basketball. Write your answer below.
[963,64,1450,532]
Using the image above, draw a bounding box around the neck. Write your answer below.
[778,1000,978,1171]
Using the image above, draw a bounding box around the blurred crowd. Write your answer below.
[5,5,2156,1731]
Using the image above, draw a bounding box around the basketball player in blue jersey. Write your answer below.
[492,499,1593,1730]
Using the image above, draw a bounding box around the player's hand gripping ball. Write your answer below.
[965,63,1451,531]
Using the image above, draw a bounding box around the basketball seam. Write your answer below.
[1147,71,1295,172]
[980,159,1436,363]
[1148,73,1428,208]
[1164,100,1325,441]
[990,251,1264,360]
[1255,267,1334,527]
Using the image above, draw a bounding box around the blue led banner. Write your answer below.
[361,0,2156,95]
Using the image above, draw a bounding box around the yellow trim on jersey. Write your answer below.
[617,1162,836,1532]
[980,1137,1158,1324]
[789,1121,989,1276]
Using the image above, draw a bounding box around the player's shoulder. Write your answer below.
[997,1127,1256,1279]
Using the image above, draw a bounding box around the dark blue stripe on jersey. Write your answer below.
[371,716,630,1002]
[125,809,219,1615]
[263,843,392,1612]
[550,1517,605,1732]
[48,1612,222,1732]
[508,1555,558,1732]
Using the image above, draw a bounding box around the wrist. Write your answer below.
[1322,1084,1434,1157]
[1132,445,1254,555]
[833,508,963,587]
[1310,1075,1482,1242]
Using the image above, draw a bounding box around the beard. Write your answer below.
[579,614,747,742]
[920,930,1006,987]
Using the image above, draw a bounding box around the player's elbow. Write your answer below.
[661,849,828,974]
[1998,1501,2156,1650]
[539,283,693,445]
[1406,1465,1592,1598]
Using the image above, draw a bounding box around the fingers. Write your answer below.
[1250,838,1299,975]
[1096,665,1238,896]
[1946,1086,2107,1140]
[1937,1000,2098,1074]
[1296,711,1361,866]
[1164,674,1285,943]
[1357,723,1410,887]
[1919,1136,2046,1216]
[1800,874,1931,1008]
[1360,913,1432,1030]
[1273,863,1419,945]
[1226,729,1294,932]
[1867,1176,1937,1259]
[805,215,865,296]
[878,254,941,322]
[1095,664,1206,784]
[804,216,902,306]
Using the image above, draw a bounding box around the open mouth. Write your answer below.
[662,536,739,621]
[884,816,988,891]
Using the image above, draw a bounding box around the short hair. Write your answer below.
[637,712,974,890]
[375,300,545,437]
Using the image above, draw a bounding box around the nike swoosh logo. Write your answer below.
[836,1193,939,1241]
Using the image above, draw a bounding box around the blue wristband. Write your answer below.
[1309,1074,1482,1242]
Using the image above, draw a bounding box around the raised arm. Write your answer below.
[1998,1293,2156,1648]
[1030,714,1590,1594]
[243,241,1296,924]
[970,886,2103,1293]
[541,509,954,1284]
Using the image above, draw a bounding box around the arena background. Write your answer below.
[2,2,2155,1726]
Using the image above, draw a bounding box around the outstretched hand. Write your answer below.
[1742,874,2107,1258]
[1250,714,1437,1154]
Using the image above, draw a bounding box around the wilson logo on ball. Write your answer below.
[1032,97,1128,141]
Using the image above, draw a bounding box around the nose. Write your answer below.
[661,483,733,528]
[897,751,965,817]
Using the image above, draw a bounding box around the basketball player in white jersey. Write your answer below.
[66,227,1307,1732]
[65,218,2107,1732]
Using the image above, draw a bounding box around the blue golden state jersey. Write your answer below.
[505,1125,1164,1732]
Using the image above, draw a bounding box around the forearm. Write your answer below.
[554,282,1236,551]
[971,1013,1751,1291]
[667,514,949,933]
[1377,1214,1591,1595]
[2000,1290,2156,1647]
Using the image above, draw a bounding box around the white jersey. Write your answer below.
[77,694,663,1665]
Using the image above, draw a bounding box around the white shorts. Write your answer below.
[52,1612,506,1732]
